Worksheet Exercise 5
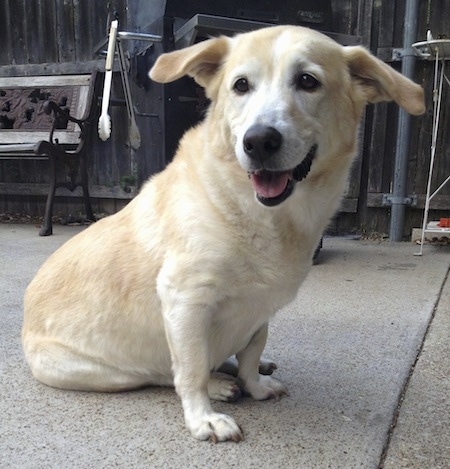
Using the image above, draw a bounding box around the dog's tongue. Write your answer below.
[250,171,290,198]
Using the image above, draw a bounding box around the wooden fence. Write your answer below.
[0,0,449,238]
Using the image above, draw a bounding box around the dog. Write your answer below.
[22,25,424,443]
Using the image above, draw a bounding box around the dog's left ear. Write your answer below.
[344,46,425,115]
[149,36,230,90]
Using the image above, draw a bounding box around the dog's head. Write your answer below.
[150,26,424,207]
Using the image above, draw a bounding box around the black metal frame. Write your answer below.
[32,76,98,236]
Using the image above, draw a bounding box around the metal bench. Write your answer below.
[0,73,97,235]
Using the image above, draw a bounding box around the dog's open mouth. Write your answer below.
[249,145,317,207]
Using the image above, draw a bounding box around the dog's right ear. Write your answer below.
[149,37,230,91]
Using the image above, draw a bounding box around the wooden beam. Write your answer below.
[339,197,358,213]
[368,193,450,210]
[0,75,91,88]
[0,59,120,77]
[0,183,136,200]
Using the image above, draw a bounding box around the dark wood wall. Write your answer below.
[332,0,450,237]
[0,0,449,238]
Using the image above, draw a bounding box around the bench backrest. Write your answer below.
[0,74,93,146]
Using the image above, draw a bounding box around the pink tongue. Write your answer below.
[250,171,289,198]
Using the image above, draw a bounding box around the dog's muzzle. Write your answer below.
[248,144,317,207]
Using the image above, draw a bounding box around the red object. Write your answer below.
[438,218,450,228]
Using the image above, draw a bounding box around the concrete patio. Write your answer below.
[1,223,449,468]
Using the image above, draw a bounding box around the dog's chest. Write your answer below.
[219,229,310,314]
[241,222,309,281]
[208,245,309,366]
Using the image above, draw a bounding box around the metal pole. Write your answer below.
[389,0,420,241]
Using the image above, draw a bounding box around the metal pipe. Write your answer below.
[389,0,420,241]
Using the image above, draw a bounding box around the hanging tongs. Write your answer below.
[98,19,141,149]
[98,19,118,141]
[117,35,141,150]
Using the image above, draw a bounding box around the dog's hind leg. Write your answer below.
[23,340,157,392]
[236,323,288,400]
[218,356,278,376]
[208,372,242,402]
[259,359,278,375]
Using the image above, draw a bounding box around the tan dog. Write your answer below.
[22,26,424,443]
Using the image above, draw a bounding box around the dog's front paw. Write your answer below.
[188,412,243,443]
[244,375,289,401]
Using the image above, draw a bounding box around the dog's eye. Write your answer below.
[233,78,250,94]
[295,73,321,92]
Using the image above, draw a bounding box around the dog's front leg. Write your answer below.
[159,279,242,443]
[237,323,288,400]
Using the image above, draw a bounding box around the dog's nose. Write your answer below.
[243,125,282,162]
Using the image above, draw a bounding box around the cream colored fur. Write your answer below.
[22,26,424,442]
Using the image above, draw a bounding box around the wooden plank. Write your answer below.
[0,75,91,88]
[356,0,374,45]
[0,60,112,77]
[378,0,396,49]
[73,0,86,61]
[23,0,41,64]
[365,0,398,194]
[367,193,450,210]
[55,0,76,63]
[0,0,13,66]
[36,0,58,63]
[425,0,450,41]
[0,182,136,199]
[0,144,38,153]
[339,197,358,213]
[366,104,388,193]
[73,1,109,61]
[0,132,81,145]
[9,0,28,64]
[74,86,91,120]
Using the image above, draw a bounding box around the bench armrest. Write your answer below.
[43,100,88,145]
